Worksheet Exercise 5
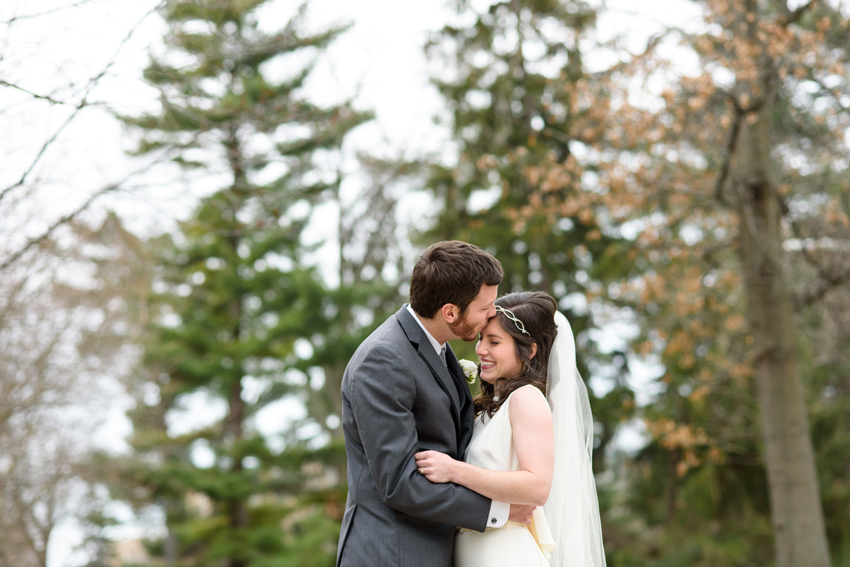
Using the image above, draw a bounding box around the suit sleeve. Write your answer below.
[348,343,491,531]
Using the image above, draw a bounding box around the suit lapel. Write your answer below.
[395,306,462,425]
[444,344,476,455]
[418,343,462,417]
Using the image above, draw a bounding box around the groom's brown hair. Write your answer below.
[410,240,503,318]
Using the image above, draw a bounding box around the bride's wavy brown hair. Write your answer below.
[474,292,558,418]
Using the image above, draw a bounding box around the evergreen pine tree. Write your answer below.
[424,0,634,471]
[115,2,370,565]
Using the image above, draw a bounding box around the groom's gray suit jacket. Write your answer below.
[336,305,493,567]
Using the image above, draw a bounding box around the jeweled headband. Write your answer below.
[495,305,530,336]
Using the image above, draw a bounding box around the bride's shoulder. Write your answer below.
[507,384,549,412]
[507,385,551,429]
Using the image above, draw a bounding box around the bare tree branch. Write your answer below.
[713,112,741,204]
[806,75,850,112]
[788,216,823,269]
[0,101,89,205]
[788,216,850,309]
[713,96,765,203]
[0,152,171,273]
[0,0,102,26]
[587,27,676,79]
[0,80,74,106]
[795,266,850,309]
[781,0,817,26]
[0,0,164,206]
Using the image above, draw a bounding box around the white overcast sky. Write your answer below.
[0,0,705,240]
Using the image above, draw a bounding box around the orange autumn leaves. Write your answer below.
[646,417,726,477]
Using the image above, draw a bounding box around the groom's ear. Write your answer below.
[440,303,459,324]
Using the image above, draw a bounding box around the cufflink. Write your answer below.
[491,517,497,524]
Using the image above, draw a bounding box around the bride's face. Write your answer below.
[475,317,523,384]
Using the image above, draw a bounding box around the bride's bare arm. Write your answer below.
[414,386,553,506]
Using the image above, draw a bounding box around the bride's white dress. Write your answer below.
[454,385,556,567]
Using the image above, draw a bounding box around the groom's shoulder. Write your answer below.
[355,307,412,353]
[344,310,414,378]
[363,308,409,347]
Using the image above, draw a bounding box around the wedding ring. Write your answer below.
[418,467,425,475]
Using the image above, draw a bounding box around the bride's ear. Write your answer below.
[529,343,538,359]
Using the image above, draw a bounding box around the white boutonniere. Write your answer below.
[458,359,479,384]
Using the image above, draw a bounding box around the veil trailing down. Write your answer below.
[543,311,607,567]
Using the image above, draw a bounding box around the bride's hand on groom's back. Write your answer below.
[508,504,535,525]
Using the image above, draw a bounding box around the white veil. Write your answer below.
[543,311,607,567]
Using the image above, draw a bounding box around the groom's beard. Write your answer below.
[449,312,480,342]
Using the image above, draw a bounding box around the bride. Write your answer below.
[414,292,606,567]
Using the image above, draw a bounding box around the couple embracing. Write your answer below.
[336,241,605,567]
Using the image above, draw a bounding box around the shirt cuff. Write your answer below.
[487,500,509,528]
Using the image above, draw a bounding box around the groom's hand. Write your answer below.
[508,504,535,525]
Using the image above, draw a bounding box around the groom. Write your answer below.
[336,241,530,567]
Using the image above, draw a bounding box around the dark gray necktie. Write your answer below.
[439,345,447,368]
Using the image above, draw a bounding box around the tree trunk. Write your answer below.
[734,59,831,567]
[226,294,248,567]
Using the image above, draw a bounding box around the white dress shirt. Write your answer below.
[406,305,509,528]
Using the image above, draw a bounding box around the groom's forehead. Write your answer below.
[474,284,498,303]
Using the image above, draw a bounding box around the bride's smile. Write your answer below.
[475,319,523,383]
